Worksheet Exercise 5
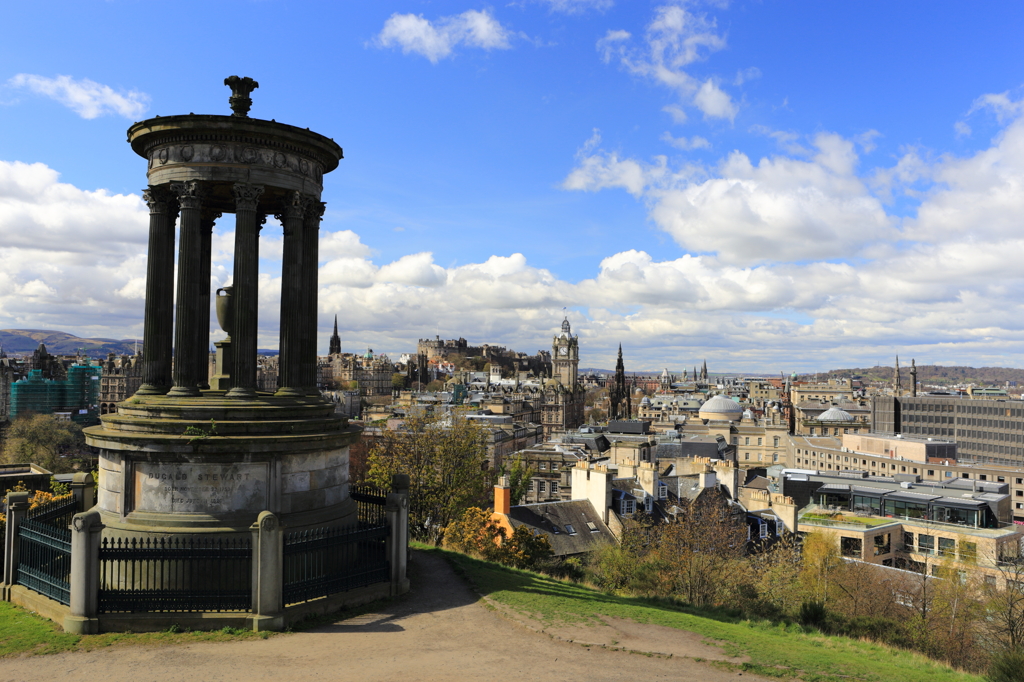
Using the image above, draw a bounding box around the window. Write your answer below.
[919,534,935,554]
[903,531,914,550]
[840,537,863,558]
[658,484,667,499]
[999,477,1006,483]
[874,533,891,556]
[939,537,956,557]
[537,481,546,493]
[550,483,559,495]
[621,500,635,515]
[539,462,547,471]
[745,437,750,445]
[551,525,561,534]
[565,524,576,535]
[757,437,762,446]
[774,436,780,447]
[586,521,599,533]
[981,475,988,481]
[960,541,978,562]
[962,473,970,479]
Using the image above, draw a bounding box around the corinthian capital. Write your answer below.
[142,186,173,214]
[232,183,265,212]
[303,200,326,227]
[170,181,206,210]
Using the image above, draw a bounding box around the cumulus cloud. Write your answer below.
[375,9,513,63]
[7,74,149,120]
[600,5,738,121]
[5,93,1024,370]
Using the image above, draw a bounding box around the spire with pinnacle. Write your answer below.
[329,314,341,355]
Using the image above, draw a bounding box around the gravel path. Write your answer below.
[1,552,767,682]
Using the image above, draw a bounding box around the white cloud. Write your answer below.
[7,74,149,120]
[539,0,613,14]
[6,93,1024,370]
[375,9,513,63]
[598,5,738,121]
[955,120,972,138]
[661,132,710,150]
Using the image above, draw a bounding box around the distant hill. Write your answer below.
[808,364,1024,387]
[0,329,139,358]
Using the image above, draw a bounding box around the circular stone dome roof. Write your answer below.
[641,396,651,405]
[699,395,744,421]
[819,406,855,422]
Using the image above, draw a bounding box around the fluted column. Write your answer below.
[226,183,265,398]
[300,200,325,395]
[137,186,176,395]
[168,181,206,397]
[197,209,221,390]
[275,192,305,397]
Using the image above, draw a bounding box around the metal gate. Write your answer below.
[16,496,77,606]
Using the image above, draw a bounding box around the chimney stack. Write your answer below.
[494,475,512,515]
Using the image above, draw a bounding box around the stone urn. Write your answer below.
[216,286,234,339]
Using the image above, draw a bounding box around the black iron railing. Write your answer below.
[26,495,78,527]
[0,516,6,569]
[14,494,78,605]
[351,485,388,527]
[98,536,252,613]
[283,523,389,606]
[17,518,72,605]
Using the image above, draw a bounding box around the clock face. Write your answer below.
[558,346,568,356]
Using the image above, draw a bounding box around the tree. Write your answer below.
[425,379,446,392]
[391,373,407,391]
[799,531,843,605]
[499,453,535,505]
[443,506,552,569]
[1,414,86,474]
[648,495,747,607]
[366,412,490,544]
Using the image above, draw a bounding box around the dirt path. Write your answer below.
[1,552,766,682]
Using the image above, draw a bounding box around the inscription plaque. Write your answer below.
[134,462,269,514]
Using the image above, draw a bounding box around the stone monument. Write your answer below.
[84,77,357,538]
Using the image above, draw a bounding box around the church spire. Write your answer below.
[328,314,341,355]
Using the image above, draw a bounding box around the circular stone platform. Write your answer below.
[85,393,359,537]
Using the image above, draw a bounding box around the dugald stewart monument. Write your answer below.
[1,78,409,636]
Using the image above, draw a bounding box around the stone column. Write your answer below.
[300,201,325,395]
[227,183,265,398]
[275,193,305,397]
[137,186,176,395]
[1,491,30,599]
[63,508,103,634]
[168,181,206,397]
[197,209,221,390]
[250,511,284,631]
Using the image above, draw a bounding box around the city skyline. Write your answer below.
[1,2,1023,372]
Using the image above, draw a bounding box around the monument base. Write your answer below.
[84,391,361,537]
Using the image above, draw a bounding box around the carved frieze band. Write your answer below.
[148,143,324,184]
[170,180,206,210]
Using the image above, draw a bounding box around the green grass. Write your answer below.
[421,544,979,682]
[0,601,271,658]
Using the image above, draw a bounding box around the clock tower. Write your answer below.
[552,316,579,389]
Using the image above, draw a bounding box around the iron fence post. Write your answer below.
[250,511,284,631]
[64,508,103,634]
[1,492,30,600]
[70,472,96,512]
[387,474,410,596]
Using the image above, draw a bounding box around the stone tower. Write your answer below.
[552,316,579,389]
[610,344,627,420]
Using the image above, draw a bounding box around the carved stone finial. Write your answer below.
[224,76,259,117]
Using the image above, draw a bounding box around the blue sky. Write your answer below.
[1,1,1023,373]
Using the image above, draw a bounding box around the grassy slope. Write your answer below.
[423,546,979,682]
[0,602,270,658]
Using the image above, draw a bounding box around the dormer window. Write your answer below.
[565,524,577,535]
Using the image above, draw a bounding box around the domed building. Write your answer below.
[698,394,744,422]
[818,406,855,423]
